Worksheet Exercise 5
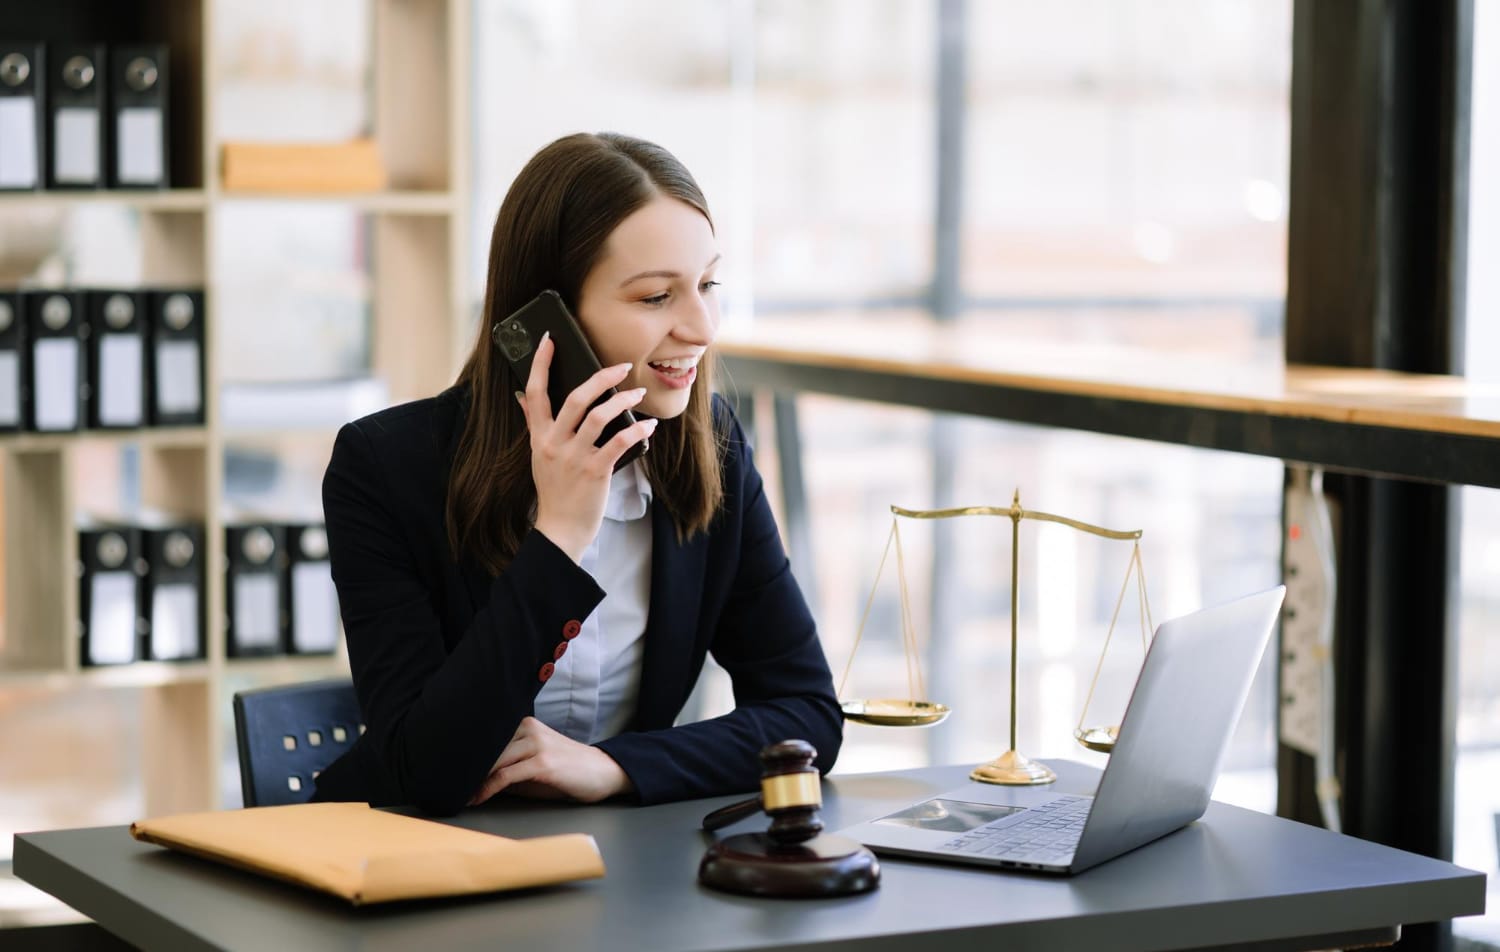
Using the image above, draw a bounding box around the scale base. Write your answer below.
[699,832,880,898]
[970,749,1057,785]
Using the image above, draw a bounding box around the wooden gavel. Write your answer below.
[697,738,879,897]
[700,739,824,841]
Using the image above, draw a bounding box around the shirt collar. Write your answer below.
[604,458,652,522]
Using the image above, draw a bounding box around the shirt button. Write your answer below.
[538,662,555,683]
[562,619,582,640]
[553,642,568,661]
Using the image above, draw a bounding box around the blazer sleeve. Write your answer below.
[318,419,605,815]
[596,404,844,804]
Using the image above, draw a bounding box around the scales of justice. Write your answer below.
[837,490,1154,785]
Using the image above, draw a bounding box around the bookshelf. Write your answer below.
[0,0,471,855]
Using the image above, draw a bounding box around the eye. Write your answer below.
[640,292,669,306]
[700,280,721,293]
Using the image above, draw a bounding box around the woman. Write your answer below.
[312,132,843,815]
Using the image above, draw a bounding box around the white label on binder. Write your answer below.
[0,98,39,188]
[292,561,340,653]
[99,333,143,426]
[0,351,17,425]
[233,574,279,649]
[151,583,200,660]
[54,107,100,184]
[88,571,138,665]
[155,339,200,414]
[34,337,79,430]
[116,106,163,185]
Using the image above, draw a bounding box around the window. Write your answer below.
[472,0,1291,812]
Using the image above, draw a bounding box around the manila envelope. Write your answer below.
[130,801,605,905]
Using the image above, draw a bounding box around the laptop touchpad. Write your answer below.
[874,799,1025,833]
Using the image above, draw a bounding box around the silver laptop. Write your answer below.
[838,585,1285,875]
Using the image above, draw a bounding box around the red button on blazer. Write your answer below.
[562,619,582,640]
[538,662,555,682]
[553,642,568,661]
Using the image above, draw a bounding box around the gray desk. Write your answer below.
[13,763,1485,952]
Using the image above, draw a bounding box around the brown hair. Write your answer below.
[447,132,724,575]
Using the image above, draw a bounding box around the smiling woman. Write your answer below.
[309,133,843,815]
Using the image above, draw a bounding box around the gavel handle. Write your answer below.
[701,795,762,832]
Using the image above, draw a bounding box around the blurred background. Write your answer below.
[0,0,1496,943]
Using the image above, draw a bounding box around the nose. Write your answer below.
[673,287,718,346]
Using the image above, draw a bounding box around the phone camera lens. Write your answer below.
[492,320,532,362]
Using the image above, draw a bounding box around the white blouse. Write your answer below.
[532,459,653,744]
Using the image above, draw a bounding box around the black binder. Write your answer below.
[108,45,168,189]
[46,44,105,190]
[284,523,340,655]
[79,525,144,667]
[86,289,148,429]
[140,524,205,661]
[24,290,84,432]
[147,289,204,425]
[0,290,25,432]
[0,44,44,191]
[226,523,285,658]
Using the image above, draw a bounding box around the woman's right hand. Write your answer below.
[517,333,658,564]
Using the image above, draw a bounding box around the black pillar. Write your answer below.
[1281,2,1471,949]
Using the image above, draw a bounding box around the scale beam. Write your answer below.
[890,500,1142,542]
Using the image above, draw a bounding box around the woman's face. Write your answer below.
[575,195,721,420]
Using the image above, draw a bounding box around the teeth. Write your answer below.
[651,357,698,370]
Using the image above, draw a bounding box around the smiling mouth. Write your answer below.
[648,358,698,379]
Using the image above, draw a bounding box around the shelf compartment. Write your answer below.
[141,444,208,520]
[0,0,206,192]
[0,204,206,291]
[0,450,75,672]
[140,209,208,286]
[375,0,452,192]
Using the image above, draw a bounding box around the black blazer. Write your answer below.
[311,386,842,814]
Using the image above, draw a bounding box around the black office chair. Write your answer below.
[232,679,363,807]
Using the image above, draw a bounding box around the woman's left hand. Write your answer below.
[467,717,634,806]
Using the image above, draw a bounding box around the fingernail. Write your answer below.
[644,418,660,430]
[540,331,550,342]
[618,362,633,372]
[514,390,524,403]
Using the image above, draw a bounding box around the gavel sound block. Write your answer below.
[698,739,880,897]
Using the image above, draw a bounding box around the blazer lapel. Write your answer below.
[633,502,708,730]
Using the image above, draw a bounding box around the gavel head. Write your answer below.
[759,739,823,846]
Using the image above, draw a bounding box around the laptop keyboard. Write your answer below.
[939,795,1093,866]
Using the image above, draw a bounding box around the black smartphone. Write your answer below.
[492,290,648,470]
